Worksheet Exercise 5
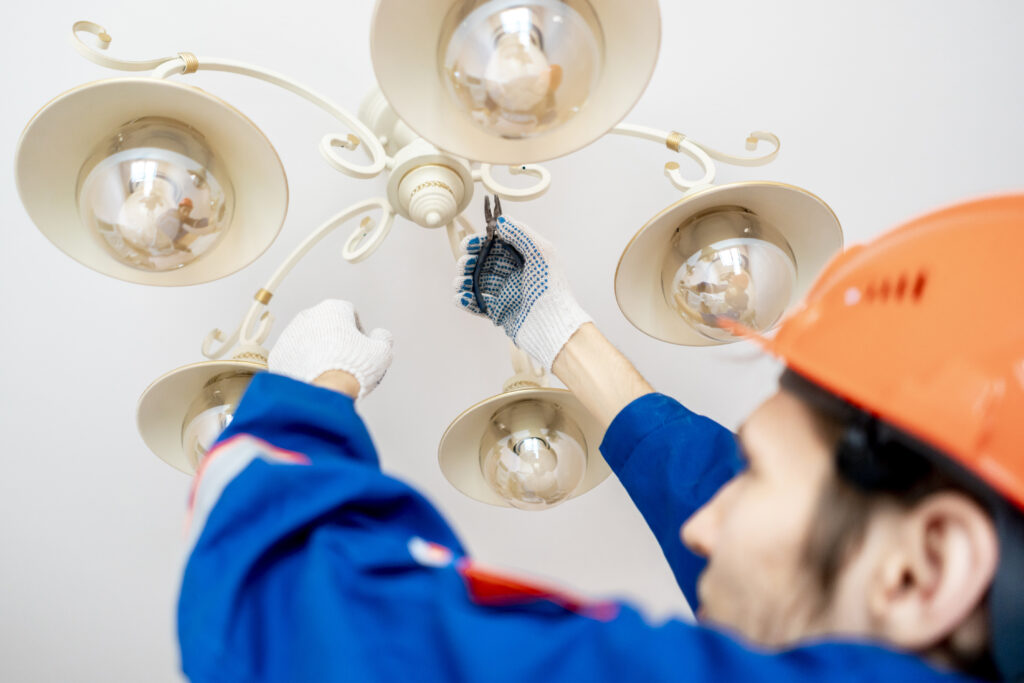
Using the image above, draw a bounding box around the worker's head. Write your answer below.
[681,195,1024,681]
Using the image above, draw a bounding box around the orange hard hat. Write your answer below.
[760,194,1024,512]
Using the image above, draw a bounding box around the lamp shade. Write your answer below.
[438,387,611,508]
[137,360,264,474]
[370,0,660,163]
[16,78,288,285]
[615,182,843,346]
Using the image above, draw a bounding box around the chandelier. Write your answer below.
[15,2,842,511]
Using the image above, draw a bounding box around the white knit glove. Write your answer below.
[268,300,394,399]
[453,215,591,371]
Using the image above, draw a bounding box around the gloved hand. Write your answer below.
[268,299,394,399]
[453,215,591,371]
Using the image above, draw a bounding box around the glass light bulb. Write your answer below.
[485,32,553,113]
[440,0,604,139]
[662,209,797,342]
[181,372,253,469]
[479,399,587,510]
[77,117,234,272]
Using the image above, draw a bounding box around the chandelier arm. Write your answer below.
[474,163,552,201]
[610,123,715,192]
[509,344,546,380]
[147,56,387,179]
[610,122,780,167]
[201,198,395,360]
[445,213,477,261]
[340,199,397,263]
[688,130,781,168]
[71,21,182,71]
[201,326,241,360]
[663,138,717,192]
[72,21,386,178]
[502,342,549,391]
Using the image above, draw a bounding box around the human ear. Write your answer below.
[868,493,998,650]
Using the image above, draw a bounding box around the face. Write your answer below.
[681,390,858,647]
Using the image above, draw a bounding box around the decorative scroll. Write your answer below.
[475,163,552,201]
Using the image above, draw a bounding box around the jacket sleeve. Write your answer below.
[177,374,952,683]
[599,393,745,609]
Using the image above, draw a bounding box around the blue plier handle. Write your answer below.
[472,194,524,315]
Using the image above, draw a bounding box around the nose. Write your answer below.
[681,477,736,558]
[681,501,715,558]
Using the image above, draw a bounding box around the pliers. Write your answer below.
[472,194,524,315]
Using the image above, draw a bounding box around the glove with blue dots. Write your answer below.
[453,215,591,371]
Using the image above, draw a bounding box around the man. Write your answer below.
[179,195,1024,681]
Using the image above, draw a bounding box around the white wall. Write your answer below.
[2,1,1022,680]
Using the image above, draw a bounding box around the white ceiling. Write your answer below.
[3,1,1023,680]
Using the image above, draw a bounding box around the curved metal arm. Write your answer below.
[662,139,716,192]
[611,123,714,192]
[445,213,476,261]
[202,301,274,360]
[612,123,780,167]
[340,198,397,263]
[71,21,182,71]
[71,21,387,179]
[611,123,781,193]
[473,163,552,201]
[202,198,395,360]
[151,57,387,179]
[694,130,780,167]
[201,323,241,360]
[502,343,549,392]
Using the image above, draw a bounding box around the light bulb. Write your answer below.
[116,176,183,253]
[440,0,604,139]
[662,209,797,342]
[77,117,235,272]
[479,399,587,510]
[181,372,253,469]
[484,32,553,113]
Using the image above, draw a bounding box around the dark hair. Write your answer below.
[779,369,1024,681]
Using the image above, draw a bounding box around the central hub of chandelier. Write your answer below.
[16,3,843,511]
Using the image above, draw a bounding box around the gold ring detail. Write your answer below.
[410,180,455,197]
[178,52,200,74]
[254,288,273,305]
[666,131,685,153]
[233,351,268,364]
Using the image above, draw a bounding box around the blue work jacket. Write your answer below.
[178,372,974,682]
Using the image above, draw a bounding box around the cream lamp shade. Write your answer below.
[16,78,288,285]
[137,360,264,474]
[615,182,843,346]
[370,0,661,163]
[438,387,611,509]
